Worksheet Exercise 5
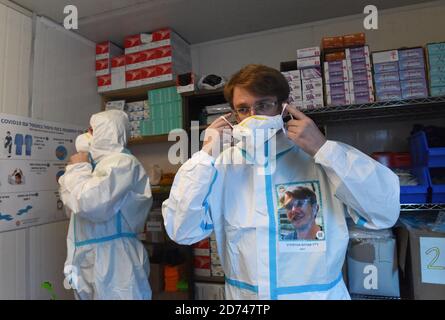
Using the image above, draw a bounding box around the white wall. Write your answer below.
[0,3,100,300]
[0,1,31,300]
[32,17,101,126]
[0,2,32,116]
[191,1,445,78]
[29,221,72,300]
[26,17,101,300]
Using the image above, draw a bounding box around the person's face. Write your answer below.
[285,198,318,230]
[15,175,22,184]
[232,87,281,123]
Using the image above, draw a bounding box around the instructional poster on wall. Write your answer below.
[0,113,84,233]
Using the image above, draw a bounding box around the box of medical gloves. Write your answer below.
[346,221,400,298]
[395,213,445,300]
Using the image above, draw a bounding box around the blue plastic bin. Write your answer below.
[410,131,445,168]
[399,167,430,204]
[428,168,445,203]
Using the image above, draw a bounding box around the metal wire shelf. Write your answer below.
[303,96,445,123]
[350,293,401,300]
[400,203,445,211]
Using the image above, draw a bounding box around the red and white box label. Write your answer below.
[96,58,110,76]
[96,41,123,60]
[194,255,211,277]
[125,52,142,71]
[125,69,142,88]
[137,48,161,69]
[112,55,126,69]
[97,74,112,92]
[124,28,174,54]
[139,66,158,85]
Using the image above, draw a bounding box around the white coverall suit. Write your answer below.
[60,110,152,300]
[162,131,400,299]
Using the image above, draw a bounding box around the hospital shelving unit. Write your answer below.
[181,89,225,130]
[180,89,228,296]
[400,203,445,211]
[144,187,194,300]
[99,80,179,145]
[307,96,445,301]
[302,96,445,124]
[180,89,226,159]
[303,96,445,214]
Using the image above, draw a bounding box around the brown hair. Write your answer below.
[286,187,317,205]
[224,64,290,107]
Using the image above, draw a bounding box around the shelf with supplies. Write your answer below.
[101,80,187,145]
[100,80,176,106]
[350,293,401,300]
[193,275,225,284]
[144,183,194,300]
[400,203,445,211]
[151,185,173,196]
[128,134,172,145]
[181,89,226,130]
[303,96,445,124]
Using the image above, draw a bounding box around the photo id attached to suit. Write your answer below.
[275,181,326,253]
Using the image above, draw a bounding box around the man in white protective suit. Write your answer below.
[59,110,152,300]
[162,64,400,300]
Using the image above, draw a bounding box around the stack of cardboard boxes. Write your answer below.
[193,238,211,277]
[281,69,302,109]
[126,100,150,139]
[346,221,400,299]
[346,46,375,104]
[298,47,324,110]
[210,233,224,277]
[105,99,150,139]
[124,28,191,88]
[322,33,374,106]
[398,48,429,99]
[141,86,182,136]
[96,41,124,92]
[97,28,192,92]
[427,42,445,97]
[395,213,445,300]
[192,233,224,278]
[373,47,428,101]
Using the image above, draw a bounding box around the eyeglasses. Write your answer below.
[284,198,313,211]
[234,100,279,116]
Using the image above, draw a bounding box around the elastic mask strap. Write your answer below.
[281,103,293,135]
[220,116,234,129]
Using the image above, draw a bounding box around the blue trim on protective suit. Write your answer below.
[74,210,136,247]
[276,273,343,295]
[357,216,367,227]
[264,141,278,299]
[75,232,137,247]
[200,163,218,231]
[116,211,122,233]
[225,277,258,293]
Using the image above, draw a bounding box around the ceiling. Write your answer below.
[13,0,429,45]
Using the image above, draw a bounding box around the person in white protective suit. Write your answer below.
[162,64,400,300]
[59,110,153,300]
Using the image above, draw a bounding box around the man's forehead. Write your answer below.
[233,87,275,104]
